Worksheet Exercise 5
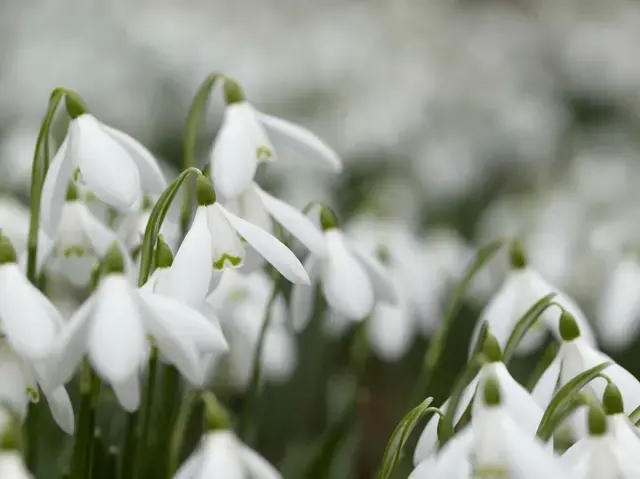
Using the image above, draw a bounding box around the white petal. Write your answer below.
[424,427,473,479]
[44,386,75,434]
[200,432,245,478]
[111,373,141,412]
[77,203,130,258]
[46,297,94,389]
[204,205,245,269]
[322,230,374,320]
[255,111,342,171]
[348,244,399,304]
[290,255,320,331]
[408,458,437,479]
[413,402,444,464]
[88,275,146,382]
[164,207,213,306]
[219,205,310,284]
[0,451,33,479]
[0,346,29,418]
[137,290,203,385]
[227,187,273,233]
[102,125,166,193]
[0,264,58,359]
[211,103,262,199]
[597,257,640,349]
[367,302,413,362]
[72,115,140,210]
[173,449,204,479]
[262,328,296,383]
[254,186,327,257]
[239,443,283,479]
[40,135,73,235]
[531,355,562,409]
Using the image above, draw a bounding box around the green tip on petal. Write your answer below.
[65,91,88,119]
[482,332,503,363]
[101,242,125,275]
[319,205,338,231]
[196,174,216,206]
[603,382,624,416]
[202,391,232,431]
[559,311,581,341]
[509,240,527,269]
[0,233,17,265]
[587,405,607,436]
[482,376,502,407]
[65,181,79,202]
[376,245,391,265]
[155,236,174,269]
[223,78,246,105]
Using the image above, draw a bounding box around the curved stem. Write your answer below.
[167,391,197,478]
[133,348,159,478]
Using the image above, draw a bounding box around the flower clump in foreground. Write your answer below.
[2,75,640,479]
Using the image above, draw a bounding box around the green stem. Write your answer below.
[106,447,120,479]
[120,412,138,479]
[180,73,222,234]
[26,88,66,284]
[239,280,281,441]
[167,391,197,478]
[70,362,100,479]
[133,348,159,478]
[156,365,181,477]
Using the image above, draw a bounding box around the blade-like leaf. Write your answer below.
[502,293,557,363]
[526,341,560,391]
[410,239,505,404]
[629,405,640,426]
[471,321,489,359]
[536,361,610,441]
[378,397,437,479]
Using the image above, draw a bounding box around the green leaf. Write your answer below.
[502,293,558,363]
[536,361,610,441]
[526,341,560,391]
[470,321,489,359]
[410,239,505,404]
[439,356,483,445]
[378,397,437,479]
[138,167,202,286]
[629,405,640,426]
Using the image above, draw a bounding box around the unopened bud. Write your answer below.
[196,174,216,207]
[603,382,624,416]
[559,311,581,341]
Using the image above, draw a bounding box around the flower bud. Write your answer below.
[196,174,216,207]
[587,405,607,436]
[101,242,125,275]
[603,382,624,416]
[155,236,174,269]
[559,311,581,341]
[509,240,527,270]
[223,78,246,105]
[0,233,17,265]
[65,91,88,119]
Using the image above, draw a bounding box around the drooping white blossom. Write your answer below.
[211,80,342,200]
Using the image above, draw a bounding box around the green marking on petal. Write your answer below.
[63,245,86,257]
[26,387,40,404]
[212,254,242,270]
[472,464,509,479]
[257,146,273,162]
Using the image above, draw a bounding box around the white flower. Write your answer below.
[0,236,61,361]
[207,270,295,390]
[0,341,74,434]
[597,255,640,350]
[563,406,640,479]
[470,244,595,356]
[0,450,33,479]
[0,197,29,255]
[173,430,281,479]
[47,244,224,412]
[40,113,166,237]
[180,176,310,286]
[291,224,397,330]
[211,84,341,199]
[532,314,640,435]
[414,337,543,465]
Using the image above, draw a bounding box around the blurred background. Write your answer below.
[3,0,640,477]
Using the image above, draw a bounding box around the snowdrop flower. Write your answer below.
[291,207,397,330]
[597,254,640,350]
[143,238,228,386]
[414,333,543,464]
[412,377,569,479]
[533,313,640,417]
[211,79,342,199]
[173,429,281,479]
[40,109,167,237]
[0,233,61,361]
[563,405,640,479]
[44,183,130,287]
[207,269,295,390]
[470,241,595,356]
[47,243,224,412]
[178,175,309,285]
[0,340,74,434]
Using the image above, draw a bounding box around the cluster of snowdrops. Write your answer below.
[0,72,637,479]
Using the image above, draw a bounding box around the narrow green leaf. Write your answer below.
[410,239,505,404]
[138,167,202,286]
[502,293,558,363]
[526,341,560,391]
[629,405,640,426]
[439,356,483,445]
[536,361,611,441]
[470,321,489,359]
[378,397,436,479]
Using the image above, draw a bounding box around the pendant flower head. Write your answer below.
[471,241,595,356]
[291,207,397,330]
[40,100,167,237]
[211,79,342,199]
[48,243,224,412]
[178,175,310,285]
